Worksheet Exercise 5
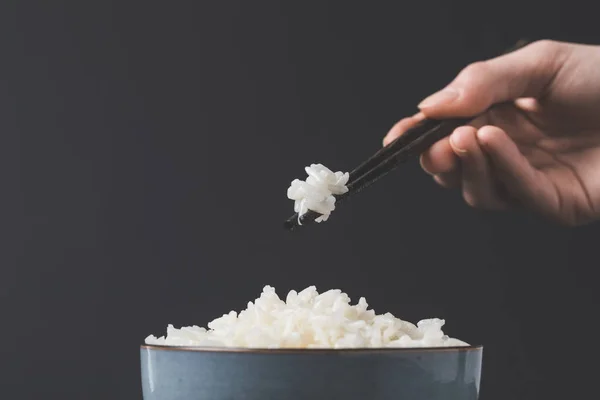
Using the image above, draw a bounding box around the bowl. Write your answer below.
[141,344,483,400]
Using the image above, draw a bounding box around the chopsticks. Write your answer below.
[284,39,530,231]
[283,117,469,230]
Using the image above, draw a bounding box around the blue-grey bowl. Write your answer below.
[141,344,482,399]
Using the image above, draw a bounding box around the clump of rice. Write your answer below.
[287,164,349,223]
[145,286,469,349]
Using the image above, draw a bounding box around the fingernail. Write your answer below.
[419,155,433,175]
[476,127,495,145]
[418,88,459,109]
[450,131,468,153]
[382,132,397,147]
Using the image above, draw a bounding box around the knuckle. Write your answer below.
[458,61,490,86]
[529,39,562,56]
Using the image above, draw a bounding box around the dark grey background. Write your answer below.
[2,1,599,399]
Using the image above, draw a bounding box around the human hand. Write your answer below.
[384,40,600,226]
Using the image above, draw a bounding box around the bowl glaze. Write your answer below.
[141,344,482,400]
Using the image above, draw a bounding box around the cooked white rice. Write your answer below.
[145,286,469,349]
[287,164,349,223]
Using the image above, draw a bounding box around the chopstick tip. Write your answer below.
[283,218,297,231]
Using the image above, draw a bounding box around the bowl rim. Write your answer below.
[140,344,483,353]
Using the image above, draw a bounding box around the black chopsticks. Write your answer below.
[284,39,530,231]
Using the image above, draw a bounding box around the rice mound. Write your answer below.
[145,286,469,349]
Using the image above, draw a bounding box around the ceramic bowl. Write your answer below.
[141,344,483,400]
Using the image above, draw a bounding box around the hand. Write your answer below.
[384,40,600,226]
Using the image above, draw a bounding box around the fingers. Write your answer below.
[420,138,461,188]
[391,119,560,216]
[417,40,570,118]
[383,105,557,214]
[420,137,458,176]
[476,126,558,216]
[419,124,509,210]
[382,112,425,146]
[448,126,508,209]
[384,113,463,188]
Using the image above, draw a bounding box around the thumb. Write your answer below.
[476,126,559,219]
[417,40,570,118]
